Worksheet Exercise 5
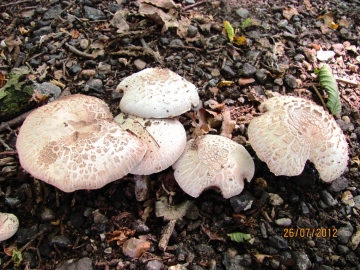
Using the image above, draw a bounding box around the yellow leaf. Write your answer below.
[217,80,234,88]
[223,21,234,42]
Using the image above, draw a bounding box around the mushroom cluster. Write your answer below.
[248,96,349,182]
[115,67,199,176]
[16,94,147,192]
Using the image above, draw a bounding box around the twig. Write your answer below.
[0,0,32,8]
[183,0,207,11]
[110,46,162,63]
[0,151,17,156]
[0,110,33,133]
[106,26,158,48]
[312,85,329,112]
[168,45,205,52]
[334,76,359,87]
[1,228,48,269]
[65,43,96,59]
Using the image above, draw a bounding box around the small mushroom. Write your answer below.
[16,94,147,192]
[114,113,186,175]
[116,67,200,118]
[172,135,255,199]
[248,96,349,182]
[0,213,19,241]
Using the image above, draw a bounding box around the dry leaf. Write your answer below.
[49,79,65,89]
[220,106,236,138]
[19,27,30,35]
[106,228,135,245]
[282,7,299,20]
[110,9,130,33]
[217,80,234,88]
[233,35,247,46]
[253,254,273,263]
[304,0,312,10]
[0,72,5,87]
[323,12,338,30]
[70,29,80,39]
[53,70,63,80]
[209,86,219,97]
[122,237,151,258]
[201,225,226,241]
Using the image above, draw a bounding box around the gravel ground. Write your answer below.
[1,0,360,269]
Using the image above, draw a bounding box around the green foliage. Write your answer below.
[223,21,235,42]
[0,67,30,99]
[242,18,252,29]
[315,64,341,115]
[12,248,23,267]
[227,232,254,243]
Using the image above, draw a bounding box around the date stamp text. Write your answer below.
[283,228,337,238]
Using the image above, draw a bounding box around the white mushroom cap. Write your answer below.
[0,213,19,241]
[16,94,147,192]
[172,135,255,199]
[114,113,186,175]
[248,96,349,182]
[116,68,200,118]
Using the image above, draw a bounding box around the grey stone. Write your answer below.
[241,63,256,78]
[50,235,71,248]
[294,54,305,61]
[221,65,236,78]
[284,74,298,88]
[300,202,310,215]
[145,260,164,270]
[43,5,62,20]
[134,59,147,70]
[292,251,311,270]
[255,69,267,84]
[56,257,93,270]
[187,25,198,38]
[169,39,184,46]
[330,177,348,192]
[235,8,249,18]
[337,223,354,244]
[320,190,337,207]
[84,78,104,93]
[131,219,150,233]
[41,208,56,222]
[33,26,52,36]
[84,6,107,21]
[34,82,61,101]
[230,191,255,213]
[268,235,288,250]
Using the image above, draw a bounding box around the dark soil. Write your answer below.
[1,0,360,269]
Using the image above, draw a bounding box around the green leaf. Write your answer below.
[315,64,341,115]
[0,67,30,100]
[227,232,254,243]
[223,21,235,42]
[242,18,252,29]
[12,248,23,267]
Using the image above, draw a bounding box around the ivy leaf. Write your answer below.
[227,232,254,244]
[223,21,235,42]
[0,67,30,100]
[315,64,341,115]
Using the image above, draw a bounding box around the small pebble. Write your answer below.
[317,50,335,61]
[275,218,292,227]
[134,59,147,70]
[269,193,284,206]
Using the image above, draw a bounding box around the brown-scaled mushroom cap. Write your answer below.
[16,94,147,192]
[172,135,255,199]
[0,213,19,241]
[116,67,200,118]
[248,96,349,182]
[114,113,186,175]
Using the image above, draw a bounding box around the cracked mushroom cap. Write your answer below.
[172,135,255,199]
[0,213,19,241]
[16,94,147,192]
[116,67,200,118]
[248,96,349,182]
[114,113,186,175]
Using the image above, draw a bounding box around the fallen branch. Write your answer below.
[312,85,329,113]
[65,43,96,59]
[0,0,32,8]
[0,110,33,133]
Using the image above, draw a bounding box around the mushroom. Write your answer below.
[16,94,147,192]
[0,213,19,241]
[172,135,255,199]
[248,96,348,182]
[116,67,200,118]
[114,113,186,175]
